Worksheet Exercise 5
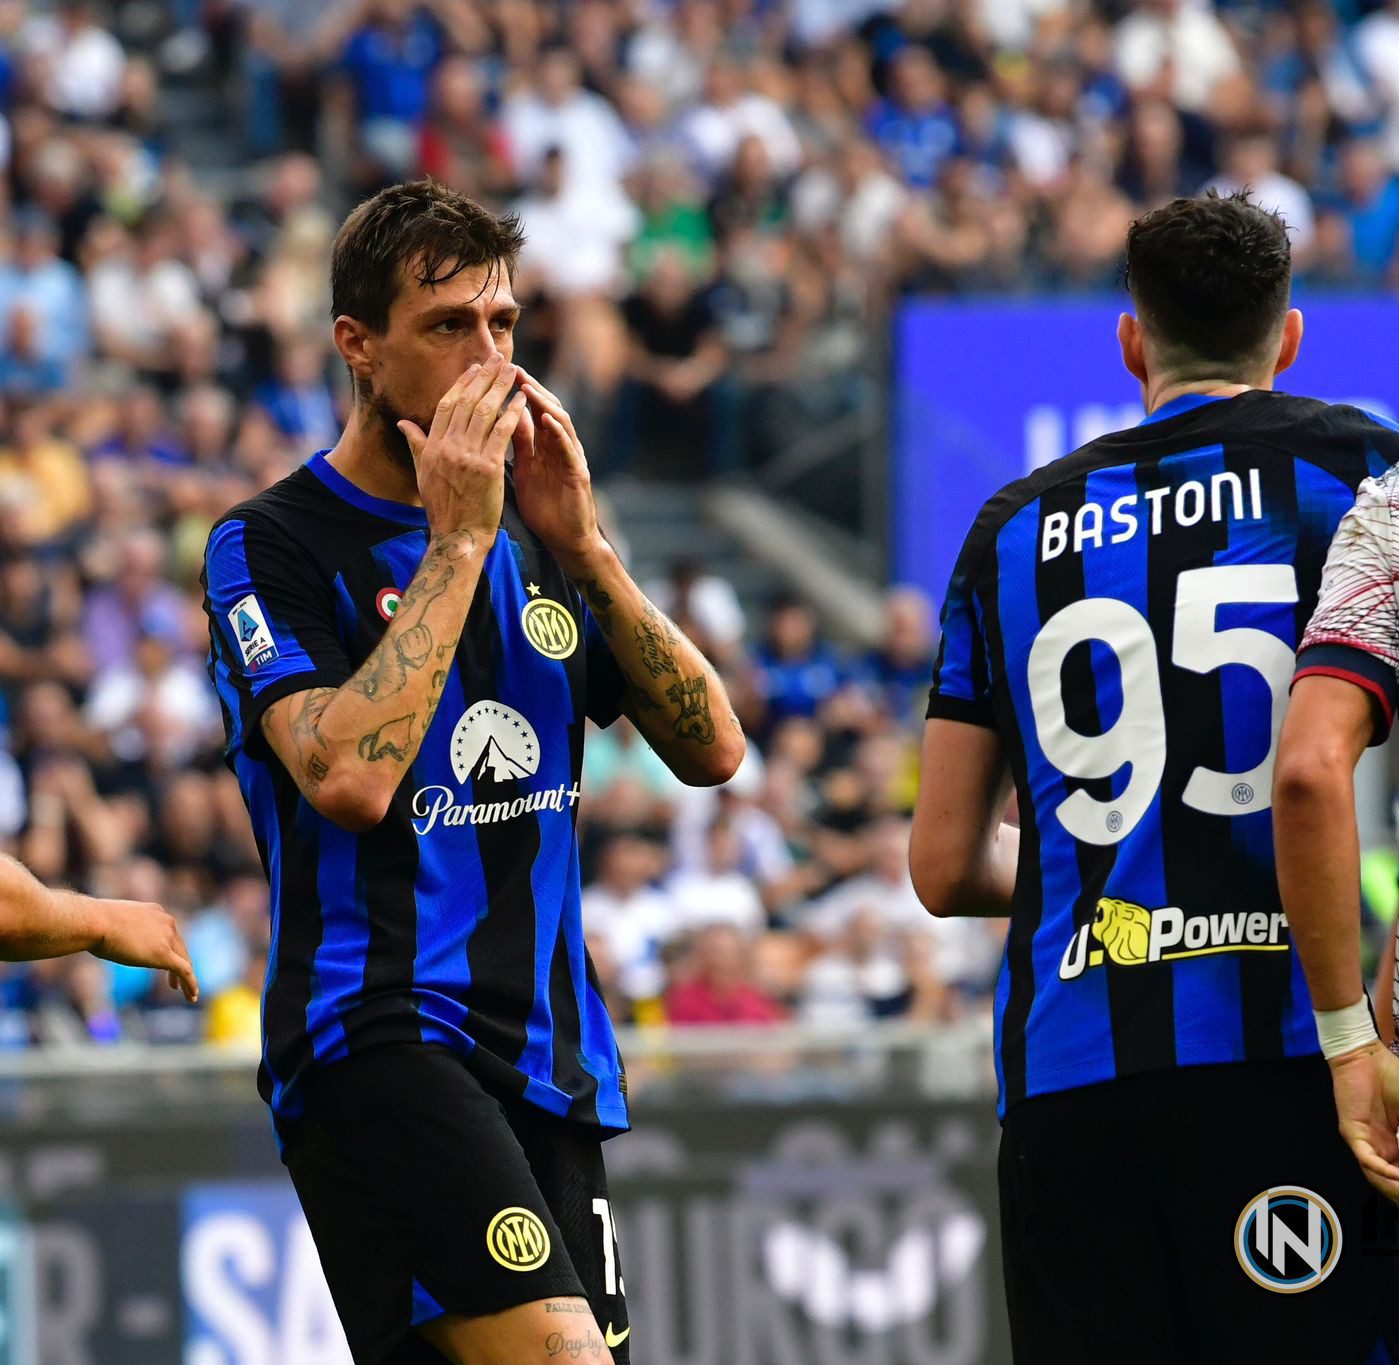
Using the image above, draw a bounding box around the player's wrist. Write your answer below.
[59,888,109,954]
[1315,996,1380,1060]
[556,535,615,583]
[428,527,492,564]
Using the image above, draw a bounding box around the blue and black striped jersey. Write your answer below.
[928,391,1399,1118]
[203,451,630,1141]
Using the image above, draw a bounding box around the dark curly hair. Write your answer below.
[1124,191,1292,368]
[330,178,526,335]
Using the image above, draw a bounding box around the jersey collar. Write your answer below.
[1138,392,1235,427]
[306,450,429,527]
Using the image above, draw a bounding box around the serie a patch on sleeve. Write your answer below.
[228,593,280,672]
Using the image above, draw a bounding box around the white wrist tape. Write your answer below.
[1315,998,1379,1060]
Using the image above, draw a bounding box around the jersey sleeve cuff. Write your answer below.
[244,669,351,761]
[925,691,996,728]
[1294,644,1398,745]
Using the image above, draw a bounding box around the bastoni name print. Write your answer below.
[1042,468,1263,562]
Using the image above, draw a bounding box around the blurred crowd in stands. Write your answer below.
[2,0,1399,1041]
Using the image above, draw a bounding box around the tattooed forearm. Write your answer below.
[289,686,334,748]
[305,753,330,795]
[582,579,615,635]
[571,565,740,776]
[667,676,716,744]
[627,683,663,713]
[423,669,449,732]
[358,714,416,763]
[347,536,462,701]
[259,531,488,819]
[276,686,338,796]
[634,603,680,678]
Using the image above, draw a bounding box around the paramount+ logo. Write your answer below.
[1235,1187,1341,1293]
[486,1206,552,1272]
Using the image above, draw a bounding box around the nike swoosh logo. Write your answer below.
[604,1323,631,1348]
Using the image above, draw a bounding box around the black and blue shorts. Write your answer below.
[283,1043,630,1365]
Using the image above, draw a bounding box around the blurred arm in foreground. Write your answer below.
[0,852,197,1002]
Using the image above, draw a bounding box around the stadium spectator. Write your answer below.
[618,248,726,474]
[581,834,675,1003]
[81,529,186,673]
[331,0,445,180]
[417,53,512,198]
[21,0,127,122]
[250,333,339,449]
[0,210,86,384]
[502,46,633,204]
[856,587,937,728]
[667,817,768,938]
[0,398,90,549]
[681,57,802,185]
[513,146,639,301]
[751,597,843,730]
[1114,0,1244,116]
[665,922,788,1026]
[865,45,959,191]
[1329,137,1399,278]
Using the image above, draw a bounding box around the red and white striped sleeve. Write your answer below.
[1295,471,1399,742]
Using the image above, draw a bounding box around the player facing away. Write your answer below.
[202,180,743,1365]
[910,191,1399,1365]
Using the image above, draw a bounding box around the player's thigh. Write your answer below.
[513,1105,631,1363]
[419,1296,613,1365]
[287,1046,588,1362]
[1150,1057,1399,1365]
[999,1085,1184,1365]
[286,1109,421,1363]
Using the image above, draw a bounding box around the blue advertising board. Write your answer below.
[182,1181,351,1364]
[893,296,1399,605]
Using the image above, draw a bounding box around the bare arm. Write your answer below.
[1273,675,1375,1011]
[575,548,744,786]
[260,529,487,830]
[1275,674,1399,1199]
[260,353,526,832]
[0,854,197,1000]
[511,368,743,788]
[910,718,1018,918]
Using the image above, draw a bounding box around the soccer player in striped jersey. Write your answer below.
[911,192,1399,1363]
[202,181,743,1365]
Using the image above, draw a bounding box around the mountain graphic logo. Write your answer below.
[450,701,540,785]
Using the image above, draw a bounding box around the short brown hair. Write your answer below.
[330,179,526,333]
[1125,191,1292,367]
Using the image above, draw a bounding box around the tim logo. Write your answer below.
[1234,1187,1341,1293]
